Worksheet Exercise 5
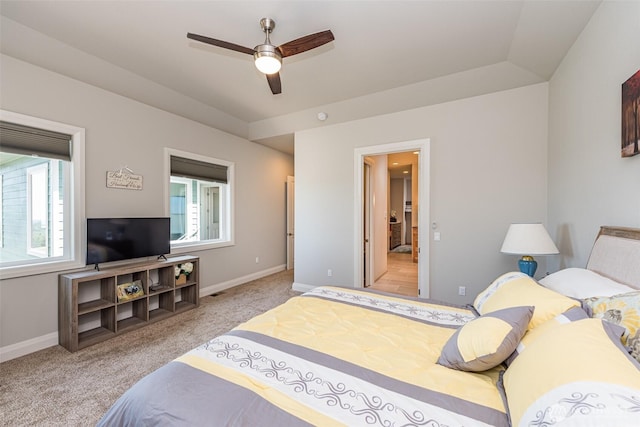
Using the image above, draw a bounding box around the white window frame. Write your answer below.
[169,176,194,241]
[0,110,85,279]
[164,148,234,254]
[26,163,49,258]
[198,181,225,241]
[0,175,3,248]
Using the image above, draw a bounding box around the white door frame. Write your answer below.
[353,139,430,298]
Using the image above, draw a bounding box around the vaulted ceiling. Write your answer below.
[0,1,601,154]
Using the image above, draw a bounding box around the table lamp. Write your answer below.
[500,223,559,277]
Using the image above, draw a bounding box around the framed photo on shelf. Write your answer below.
[117,280,144,302]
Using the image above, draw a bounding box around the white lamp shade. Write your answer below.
[500,223,559,255]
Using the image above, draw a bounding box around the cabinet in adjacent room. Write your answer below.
[389,222,402,250]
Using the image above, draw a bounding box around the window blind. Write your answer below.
[0,121,72,161]
[170,155,228,184]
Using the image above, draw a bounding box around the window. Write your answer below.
[26,163,50,257]
[166,149,233,252]
[0,175,3,248]
[0,111,85,278]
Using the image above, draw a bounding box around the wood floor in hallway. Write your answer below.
[370,252,418,297]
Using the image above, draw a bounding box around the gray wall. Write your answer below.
[294,83,549,303]
[0,55,293,350]
[547,1,640,269]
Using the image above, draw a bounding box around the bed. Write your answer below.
[98,226,640,426]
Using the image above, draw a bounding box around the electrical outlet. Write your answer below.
[255,257,259,264]
[327,269,332,277]
[458,286,466,296]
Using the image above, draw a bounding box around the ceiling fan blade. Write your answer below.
[266,73,282,95]
[187,32,255,55]
[277,30,334,58]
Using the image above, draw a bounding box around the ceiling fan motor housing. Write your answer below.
[260,18,276,33]
[254,43,281,59]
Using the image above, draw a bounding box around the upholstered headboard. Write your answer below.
[586,226,640,290]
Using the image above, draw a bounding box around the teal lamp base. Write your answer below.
[518,256,537,277]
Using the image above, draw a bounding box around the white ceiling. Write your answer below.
[0,1,600,154]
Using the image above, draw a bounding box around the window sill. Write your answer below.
[171,240,234,254]
[1,259,85,280]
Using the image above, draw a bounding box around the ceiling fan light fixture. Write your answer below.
[187,17,334,94]
[254,45,282,74]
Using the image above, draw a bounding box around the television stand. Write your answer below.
[58,255,199,352]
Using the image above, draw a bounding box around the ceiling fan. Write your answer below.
[187,18,334,95]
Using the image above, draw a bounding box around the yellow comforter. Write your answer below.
[99,286,509,426]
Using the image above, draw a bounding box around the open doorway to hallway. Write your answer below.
[354,139,429,299]
[369,151,418,297]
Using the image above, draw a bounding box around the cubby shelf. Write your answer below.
[59,255,199,352]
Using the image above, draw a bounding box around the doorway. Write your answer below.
[353,139,430,298]
[374,154,418,296]
[286,176,294,270]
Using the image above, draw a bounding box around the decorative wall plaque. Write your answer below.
[106,167,143,190]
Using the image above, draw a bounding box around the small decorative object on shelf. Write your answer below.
[149,282,167,292]
[175,262,194,285]
[390,210,397,222]
[117,280,144,302]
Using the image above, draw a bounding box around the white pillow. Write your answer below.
[539,268,634,299]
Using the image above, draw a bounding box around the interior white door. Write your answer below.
[286,175,295,270]
[363,161,374,287]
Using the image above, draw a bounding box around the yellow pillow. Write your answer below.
[503,318,640,426]
[504,306,588,366]
[474,272,580,330]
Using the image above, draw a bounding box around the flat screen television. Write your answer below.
[86,217,170,267]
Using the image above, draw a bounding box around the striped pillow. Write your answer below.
[437,306,533,372]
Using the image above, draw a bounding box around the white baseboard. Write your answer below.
[292,282,316,293]
[199,264,286,297]
[1,265,287,363]
[0,332,59,363]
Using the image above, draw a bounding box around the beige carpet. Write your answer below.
[0,269,299,426]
